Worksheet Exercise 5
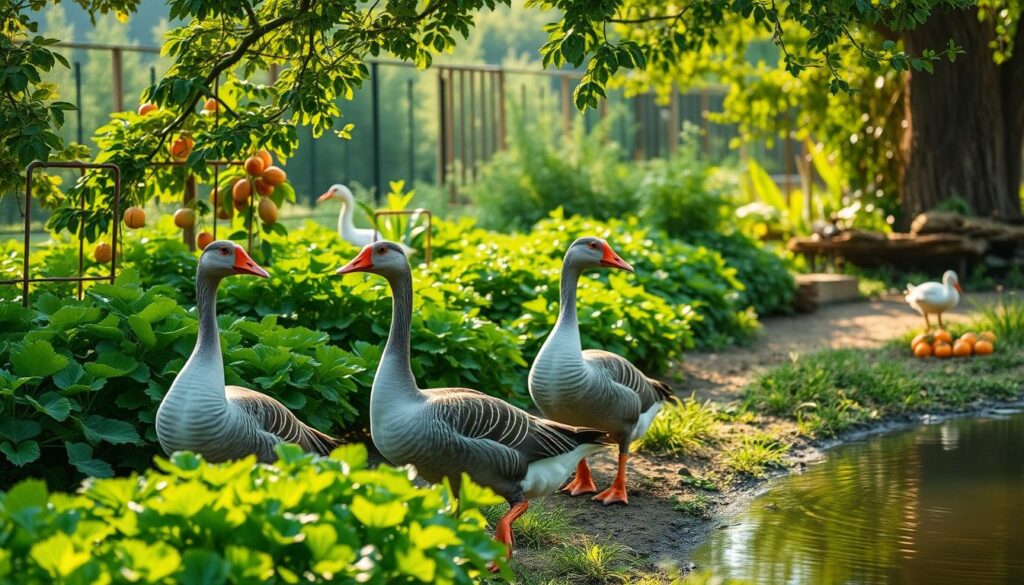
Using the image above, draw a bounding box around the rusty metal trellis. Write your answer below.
[0,161,121,307]
[373,209,432,265]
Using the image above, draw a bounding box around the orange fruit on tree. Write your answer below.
[203,98,218,112]
[973,340,994,355]
[958,332,977,347]
[216,205,234,220]
[261,166,286,186]
[254,177,274,196]
[93,242,112,263]
[953,340,972,357]
[257,149,273,169]
[244,156,265,176]
[913,342,933,358]
[170,136,195,161]
[232,179,252,204]
[173,208,195,229]
[933,342,953,359]
[980,331,997,343]
[258,197,278,224]
[197,231,214,250]
[123,206,146,229]
[211,188,233,220]
[932,329,952,344]
[137,103,157,116]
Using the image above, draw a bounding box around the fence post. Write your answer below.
[496,70,506,150]
[74,62,83,144]
[111,48,124,112]
[437,71,447,188]
[184,174,197,251]
[668,86,679,155]
[700,89,711,159]
[407,78,415,183]
[371,61,382,204]
[560,76,571,136]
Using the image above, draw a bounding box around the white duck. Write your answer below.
[155,241,340,463]
[528,237,675,506]
[336,241,608,558]
[905,270,962,330]
[317,184,414,255]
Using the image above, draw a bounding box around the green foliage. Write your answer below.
[971,292,1024,346]
[673,492,713,519]
[481,500,574,549]
[0,444,509,584]
[633,397,719,455]
[546,537,636,585]
[724,431,789,478]
[0,278,369,488]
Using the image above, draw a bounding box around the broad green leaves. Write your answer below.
[0,446,507,583]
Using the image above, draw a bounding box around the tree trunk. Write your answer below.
[901,7,1024,222]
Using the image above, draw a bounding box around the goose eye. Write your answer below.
[377,246,388,255]
[588,242,598,249]
[218,247,230,256]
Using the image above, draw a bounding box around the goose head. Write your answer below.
[335,241,409,278]
[943,270,963,293]
[317,184,355,204]
[199,241,269,279]
[564,237,633,272]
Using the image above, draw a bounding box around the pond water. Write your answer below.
[692,408,1024,585]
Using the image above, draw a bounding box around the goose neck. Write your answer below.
[375,269,419,397]
[555,261,583,330]
[339,198,357,237]
[194,269,223,361]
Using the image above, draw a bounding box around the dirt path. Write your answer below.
[679,292,1002,403]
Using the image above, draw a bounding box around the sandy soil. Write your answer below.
[513,292,1007,577]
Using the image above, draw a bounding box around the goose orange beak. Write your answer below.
[233,246,269,278]
[955,282,963,293]
[317,189,334,202]
[337,246,373,274]
[600,242,633,272]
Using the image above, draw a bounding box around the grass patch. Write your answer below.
[633,396,719,455]
[724,431,789,477]
[680,473,720,492]
[482,500,575,549]
[973,291,1024,346]
[545,537,636,584]
[673,492,713,519]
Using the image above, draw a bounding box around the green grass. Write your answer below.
[972,291,1024,346]
[724,431,790,477]
[546,537,636,584]
[673,492,713,519]
[680,473,720,492]
[633,396,719,455]
[482,500,576,549]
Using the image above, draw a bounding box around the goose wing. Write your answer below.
[226,386,340,456]
[905,282,950,308]
[424,388,608,463]
[583,350,675,411]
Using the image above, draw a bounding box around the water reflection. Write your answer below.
[692,410,1024,585]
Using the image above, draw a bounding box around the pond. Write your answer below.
[692,408,1024,585]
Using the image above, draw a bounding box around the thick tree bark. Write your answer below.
[901,7,1023,222]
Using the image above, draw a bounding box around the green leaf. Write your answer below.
[137,297,178,323]
[81,414,141,445]
[1,440,40,466]
[0,419,41,442]
[46,306,102,331]
[11,340,68,378]
[128,315,157,346]
[66,441,114,477]
[179,549,228,585]
[84,351,138,378]
[351,495,407,529]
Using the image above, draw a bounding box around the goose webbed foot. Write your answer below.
[592,453,629,506]
[491,500,529,569]
[562,459,597,496]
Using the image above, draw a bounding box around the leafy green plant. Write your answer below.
[546,537,636,585]
[482,500,575,549]
[0,444,509,584]
[632,396,719,455]
[972,291,1024,346]
[724,432,789,477]
[673,493,713,519]
[0,278,369,488]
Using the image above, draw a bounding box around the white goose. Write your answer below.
[336,241,608,557]
[317,183,414,255]
[528,237,674,506]
[905,270,962,330]
[155,241,339,463]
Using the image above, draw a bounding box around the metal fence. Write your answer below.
[2,42,799,225]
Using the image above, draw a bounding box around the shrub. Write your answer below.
[0,279,369,489]
[690,231,795,316]
[0,444,509,584]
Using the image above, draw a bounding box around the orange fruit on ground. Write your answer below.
[93,242,112,263]
[196,231,214,250]
[953,340,973,357]
[173,208,195,229]
[980,331,997,343]
[137,103,157,116]
[973,340,994,355]
[261,166,286,186]
[932,329,952,344]
[123,206,146,229]
[170,136,195,161]
[232,179,252,204]
[911,333,930,351]
[913,342,933,358]
[933,342,953,359]
[203,98,217,112]
[257,149,273,169]
[244,156,265,176]
[258,197,278,224]
[254,177,274,196]
[958,332,977,347]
